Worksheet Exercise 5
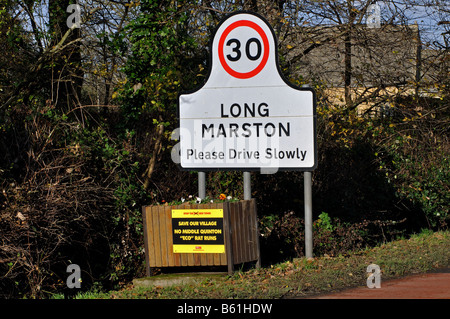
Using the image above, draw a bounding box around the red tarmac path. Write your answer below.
[310,268,450,299]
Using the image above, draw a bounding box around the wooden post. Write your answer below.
[252,199,261,268]
[223,202,234,275]
[142,206,151,276]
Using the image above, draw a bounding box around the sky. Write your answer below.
[384,0,449,47]
[14,0,450,49]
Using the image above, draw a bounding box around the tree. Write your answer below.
[48,0,83,110]
[117,0,203,190]
[196,1,441,112]
[0,0,142,297]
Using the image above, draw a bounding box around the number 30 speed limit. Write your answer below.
[218,20,269,79]
[225,38,262,61]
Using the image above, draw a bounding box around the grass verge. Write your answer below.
[65,230,450,299]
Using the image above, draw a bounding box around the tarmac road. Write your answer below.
[310,268,450,299]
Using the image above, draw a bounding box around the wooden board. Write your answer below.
[142,199,260,274]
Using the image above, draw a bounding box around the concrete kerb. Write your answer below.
[132,272,227,289]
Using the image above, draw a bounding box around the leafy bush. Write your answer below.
[0,100,151,297]
[259,210,409,265]
[259,212,304,264]
[373,96,449,228]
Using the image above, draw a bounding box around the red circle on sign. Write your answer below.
[218,20,270,79]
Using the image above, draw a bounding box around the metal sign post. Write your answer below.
[198,172,206,200]
[243,171,251,200]
[304,171,313,258]
[302,84,313,258]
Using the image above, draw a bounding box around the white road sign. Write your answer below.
[177,12,316,172]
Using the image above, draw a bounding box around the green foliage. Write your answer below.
[382,142,449,227]
[116,0,201,124]
[259,212,304,263]
[314,94,449,230]
[370,98,449,228]
[207,171,245,199]
[316,212,334,232]
[70,124,150,286]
